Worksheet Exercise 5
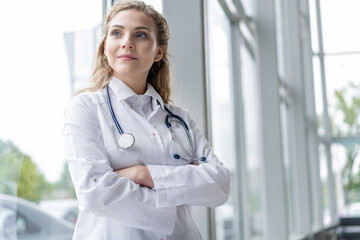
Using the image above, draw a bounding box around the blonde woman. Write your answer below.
[64,0,231,239]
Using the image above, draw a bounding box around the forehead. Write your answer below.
[110,9,156,31]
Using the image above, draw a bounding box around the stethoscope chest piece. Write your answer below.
[118,133,135,149]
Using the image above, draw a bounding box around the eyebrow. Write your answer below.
[110,25,151,31]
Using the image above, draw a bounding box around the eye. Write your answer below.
[111,30,121,37]
[136,32,147,39]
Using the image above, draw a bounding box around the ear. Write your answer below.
[154,45,165,62]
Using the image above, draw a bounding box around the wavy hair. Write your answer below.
[77,0,171,103]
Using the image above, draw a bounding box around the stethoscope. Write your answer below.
[106,85,207,163]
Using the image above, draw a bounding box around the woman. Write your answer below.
[64,0,231,239]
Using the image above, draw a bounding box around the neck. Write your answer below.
[114,73,147,95]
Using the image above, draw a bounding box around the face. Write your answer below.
[104,9,164,82]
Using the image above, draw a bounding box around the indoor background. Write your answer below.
[1,0,359,239]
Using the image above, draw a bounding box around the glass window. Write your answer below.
[207,0,239,239]
[308,0,319,54]
[273,0,286,81]
[320,0,360,53]
[310,0,360,223]
[279,102,295,233]
[324,54,360,136]
[323,54,360,216]
[330,143,360,215]
[0,0,103,238]
[273,0,297,234]
[141,0,162,13]
[319,143,331,225]
[312,54,333,225]
[312,56,325,136]
[241,43,263,240]
[241,0,254,17]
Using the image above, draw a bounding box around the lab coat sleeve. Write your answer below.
[64,93,176,235]
[146,110,231,208]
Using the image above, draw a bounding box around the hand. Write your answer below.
[114,165,154,188]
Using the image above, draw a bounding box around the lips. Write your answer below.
[118,54,137,61]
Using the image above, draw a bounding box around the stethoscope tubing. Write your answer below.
[164,108,205,163]
[164,112,189,131]
[106,85,124,135]
[106,84,206,163]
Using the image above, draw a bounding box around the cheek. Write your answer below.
[104,40,117,57]
[104,43,118,70]
[142,43,157,60]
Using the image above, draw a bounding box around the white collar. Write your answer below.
[108,76,165,109]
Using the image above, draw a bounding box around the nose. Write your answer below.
[121,37,134,49]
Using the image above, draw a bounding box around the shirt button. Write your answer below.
[152,132,156,136]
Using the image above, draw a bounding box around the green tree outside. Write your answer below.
[0,139,76,201]
[0,139,51,202]
[17,155,52,202]
[332,82,360,204]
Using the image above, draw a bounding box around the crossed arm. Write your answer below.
[115,165,155,188]
[114,163,199,188]
[65,94,230,233]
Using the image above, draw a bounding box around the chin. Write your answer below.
[113,67,147,80]
[114,67,136,75]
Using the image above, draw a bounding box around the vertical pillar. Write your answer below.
[299,0,324,231]
[254,0,288,239]
[280,0,312,234]
[162,0,211,239]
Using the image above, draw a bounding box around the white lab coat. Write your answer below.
[64,77,231,240]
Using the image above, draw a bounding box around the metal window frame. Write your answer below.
[229,21,249,240]
[217,0,255,36]
[217,0,310,239]
[206,0,249,238]
[314,0,338,225]
[103,0,112,21]
[218,0,255,57]
[299,0,324,232]
[104,0,326,239]
[215,0,259,239]
[313,0,360,226]
[275,0,315,237]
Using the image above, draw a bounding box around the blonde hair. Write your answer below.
[78,0,171,103]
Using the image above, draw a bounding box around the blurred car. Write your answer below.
[39,199,78,224]
[0,194,74,240]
